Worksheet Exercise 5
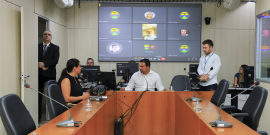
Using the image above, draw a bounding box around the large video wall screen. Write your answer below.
[99,3,202,62]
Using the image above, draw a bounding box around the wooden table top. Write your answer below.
[29,91,260,135]
[29,91,116,135]
[177,91,259,135]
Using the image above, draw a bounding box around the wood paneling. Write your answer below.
[117,91,175,135]
[175,92,200,135]
[29,91,116,135]
[178,91,260,135]
[74,92,117,135]
[31,91,260,135]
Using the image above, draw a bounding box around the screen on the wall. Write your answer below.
[98,3,202,62]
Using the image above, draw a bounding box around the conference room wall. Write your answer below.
[0,1,67,134]
[67,2,255,89]
[256,0,270,133]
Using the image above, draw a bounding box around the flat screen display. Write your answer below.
[99,3,202,62]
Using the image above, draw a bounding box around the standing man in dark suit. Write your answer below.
[38,30,60,122]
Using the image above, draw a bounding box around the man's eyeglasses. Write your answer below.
[44,33,51,36]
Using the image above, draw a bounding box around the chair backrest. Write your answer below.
[242,86,268,131]
[211,79,230,107]
[0,94,36,135]
[47,84,67,119]
[44,80,57,96]
[170,75,191,91]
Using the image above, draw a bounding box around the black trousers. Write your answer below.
[38,76,56,122]
[199,83,217,91]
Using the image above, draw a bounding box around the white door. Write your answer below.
[21,7,39,126]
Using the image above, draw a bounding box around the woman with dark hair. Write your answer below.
[234,64,248,87]
[58,58,90,103]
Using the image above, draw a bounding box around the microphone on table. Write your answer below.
[141,71,148,91]
[24,83,75,127]
[184,68,189,91]
[210,82,260,128]
[187,67,213,102]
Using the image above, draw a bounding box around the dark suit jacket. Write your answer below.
[38,43,60,78]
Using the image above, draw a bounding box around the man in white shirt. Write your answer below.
[197,39,221,91]
[120,59,168,91]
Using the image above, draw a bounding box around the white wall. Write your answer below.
[67,2,255,89]
[0,0,67,134]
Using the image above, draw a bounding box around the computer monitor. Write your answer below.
[116,63,139,81]
[243,66,254,88]
[189,64,199,84]
[80,66,100,82]
[96,72,116,90]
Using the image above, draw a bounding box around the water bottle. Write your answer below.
[169,86,174,91]
[193,100,202,113]
[85,99,92,111]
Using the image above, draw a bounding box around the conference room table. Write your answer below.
[29,91,259,135]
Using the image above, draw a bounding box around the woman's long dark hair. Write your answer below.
[58,58,80,82]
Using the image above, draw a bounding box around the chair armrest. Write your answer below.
[230,113,249,122]
[257,131,268,135]
[221,105,236,113]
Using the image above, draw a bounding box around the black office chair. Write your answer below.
[44,80,58,120]
[211,79,229,107]
[170,75,191,91]
[47,84,68,119]
[222,86,268,131]
[257,131,268,135]
[0,94,36,135]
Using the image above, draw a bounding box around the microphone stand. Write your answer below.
[25,85,74,127]
[141,72,148,91]
[184,68,189,91]
[187,82,202,102]
[211,83,258,128]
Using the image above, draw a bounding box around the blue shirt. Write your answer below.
[235,73,240,84]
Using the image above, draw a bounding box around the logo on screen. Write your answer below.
[144,44,150,50]
[150,45,156,50]
[110,11,120,19]
[180,12,189,20]
[261,46,269,53]
[180,45,189,53]
[262,13,270,19]
[110,28,120,36]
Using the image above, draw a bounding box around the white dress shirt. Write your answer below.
[43,42,50,49]
[144,34,157,40]
[125,70,165,91]
[197,52,221,86]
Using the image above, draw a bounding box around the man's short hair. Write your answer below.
[43,30,52,37]
[87,58,94,62]
[140,59,150,68]
[202,39,214,48]
[128,60,136,63]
